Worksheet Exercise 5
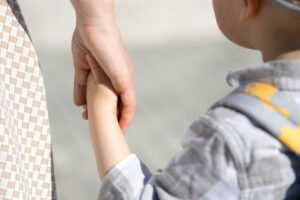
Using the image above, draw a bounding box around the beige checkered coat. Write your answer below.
[0,0,56,199]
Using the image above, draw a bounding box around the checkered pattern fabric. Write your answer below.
[0,0,56,199]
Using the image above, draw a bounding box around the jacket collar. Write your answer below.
[227,60,300,91]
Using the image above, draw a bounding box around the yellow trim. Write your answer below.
[279,125,300,154]
[240,83,300,154]
[244,83,290,119]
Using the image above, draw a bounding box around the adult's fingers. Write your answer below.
[86,53,102,82]
[84,29,136,132]
[82,104,88,120]
[82,110,88,120]
[74,67,89,106]
[86,53,114,91]
[72,29,90,106]
[118,87,136,133]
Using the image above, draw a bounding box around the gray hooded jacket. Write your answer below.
[98,60,300,200]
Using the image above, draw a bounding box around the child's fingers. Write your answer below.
[86,53,116,93]
[86,53,99,82]
[86,53,107,83]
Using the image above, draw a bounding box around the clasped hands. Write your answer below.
[70,0,136,133]
[70,0,133,179]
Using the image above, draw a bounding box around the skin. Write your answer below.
[86,54,131,180]
[86,0,300,180]
[212,0,300,61]
[70,0,136,133]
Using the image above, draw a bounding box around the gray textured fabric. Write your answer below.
[98,60,300,200]
[213,82,300,139]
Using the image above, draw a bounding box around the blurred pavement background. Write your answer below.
[18,0,260,199]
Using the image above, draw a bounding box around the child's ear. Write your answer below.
[240,0,262,21]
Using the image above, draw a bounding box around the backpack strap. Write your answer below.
[211,82,300,155]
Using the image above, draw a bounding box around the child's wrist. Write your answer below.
[88,102,118,122]
[90,107,117,121]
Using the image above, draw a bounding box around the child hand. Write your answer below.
[85,53,119,121]
[84,53,131,180]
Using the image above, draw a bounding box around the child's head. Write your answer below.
[212,0,300,61]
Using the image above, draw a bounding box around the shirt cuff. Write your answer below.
[98,154,152,200]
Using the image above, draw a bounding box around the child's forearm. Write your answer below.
[88,107,131,180]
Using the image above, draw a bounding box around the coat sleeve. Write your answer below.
[97,116,240,200]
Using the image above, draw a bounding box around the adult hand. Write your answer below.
[70,0,136,133]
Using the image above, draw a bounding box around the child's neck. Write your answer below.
[276,50,300,61]
[260,39,300,62]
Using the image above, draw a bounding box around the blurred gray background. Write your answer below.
[18,0,260,199]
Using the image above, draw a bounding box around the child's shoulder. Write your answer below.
[185,105,299,197]
[182,60,300,196]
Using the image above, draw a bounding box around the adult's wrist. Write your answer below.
[70,0,116,26]
[76,19,119,38]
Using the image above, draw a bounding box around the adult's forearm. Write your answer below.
[70,0,116,27]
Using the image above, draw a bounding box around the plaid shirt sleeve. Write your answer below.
[97,116,240,200]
